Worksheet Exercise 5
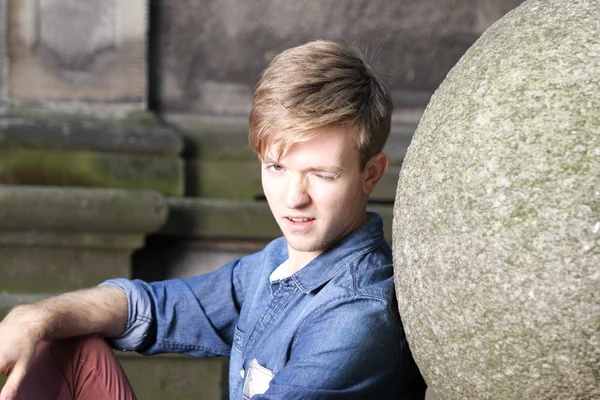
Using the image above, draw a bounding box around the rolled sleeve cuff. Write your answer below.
[98,278,153,352]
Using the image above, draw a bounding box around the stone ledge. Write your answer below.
[0,111,183,155]
[0,185,168,234]
[0,232,143,249]
[0,110,185,195]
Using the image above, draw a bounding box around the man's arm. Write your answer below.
[0,286,127,400]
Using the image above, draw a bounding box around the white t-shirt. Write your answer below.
[269,260,291,282]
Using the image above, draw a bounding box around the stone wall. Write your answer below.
[152,0,524,115]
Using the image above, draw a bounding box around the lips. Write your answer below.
[286,217,314,223]
[283,216,316,232]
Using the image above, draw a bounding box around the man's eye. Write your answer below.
[267,164,284,172]
[314,173,335,181]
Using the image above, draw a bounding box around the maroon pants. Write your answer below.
[15,336,136,400]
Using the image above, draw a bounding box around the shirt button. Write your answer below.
[240,368,245,378]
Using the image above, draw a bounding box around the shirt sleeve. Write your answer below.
[99,257,247,357]
[253,297,426,399]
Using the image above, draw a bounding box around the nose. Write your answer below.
[284,174,310,209]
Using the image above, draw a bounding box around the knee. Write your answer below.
[37,335,112,360]
[70,334,113,354]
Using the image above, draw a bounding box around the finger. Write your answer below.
[0,361,27,400]
[0,382,15,400]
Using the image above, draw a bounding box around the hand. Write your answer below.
[0,306,42,400]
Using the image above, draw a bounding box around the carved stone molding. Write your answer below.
[34,0,117,83]
[5,0,147,107]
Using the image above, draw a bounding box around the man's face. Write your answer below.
[261,125,370,264]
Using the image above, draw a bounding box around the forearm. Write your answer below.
[5,286,127,341]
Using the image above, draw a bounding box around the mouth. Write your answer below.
[285,217,315,223]
[283,216,316,231]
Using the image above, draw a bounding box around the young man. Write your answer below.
[0,40,426,399]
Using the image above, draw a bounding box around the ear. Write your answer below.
[362,153,388,195]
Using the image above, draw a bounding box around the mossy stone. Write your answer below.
[0,185,168,233]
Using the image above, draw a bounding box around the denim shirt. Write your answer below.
[101,213,426,399]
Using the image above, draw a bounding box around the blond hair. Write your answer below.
[249,40,393,168]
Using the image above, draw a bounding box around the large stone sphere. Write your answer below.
[393,0,600,399]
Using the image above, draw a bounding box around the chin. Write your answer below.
[286,238,316,252]
[287,242,315,253]
[287,238,332,254]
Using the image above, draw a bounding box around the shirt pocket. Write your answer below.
[233,325,244,351]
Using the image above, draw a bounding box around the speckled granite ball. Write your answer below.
[392,0,600,399]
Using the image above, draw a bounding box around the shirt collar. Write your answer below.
[287,212,385,294]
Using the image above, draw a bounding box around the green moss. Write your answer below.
[186,160,263,199]
[0,149,183,196]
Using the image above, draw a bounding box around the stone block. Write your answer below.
[185,160,262,200]
[117,353,228,400]
[0,112,182,155]
[393,0,600,398]
[0,111,185,195]
[5,0,147,106]
[0,185,168,293]
[0,245,132,293]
